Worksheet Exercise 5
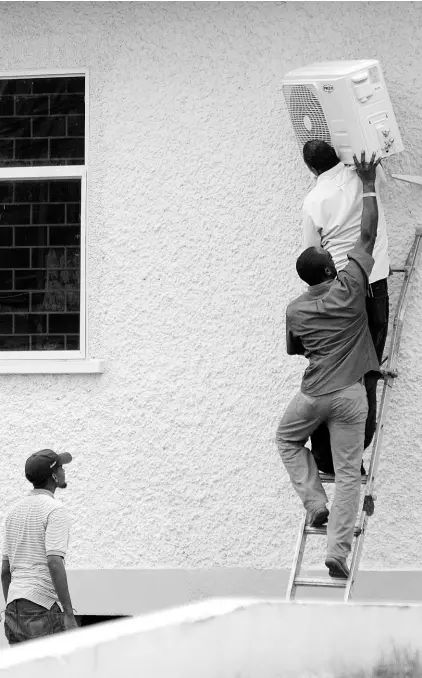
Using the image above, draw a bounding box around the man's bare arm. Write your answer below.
[353,151,382,256]
[1,557,11,603]
[47,555,74,614]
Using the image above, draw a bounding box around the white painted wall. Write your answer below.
[0,2,421,586]
[3,599,422,677]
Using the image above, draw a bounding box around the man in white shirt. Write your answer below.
[301,140,389,475]
[1,449,78,644]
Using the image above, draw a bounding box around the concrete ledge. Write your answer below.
[0,359,105,374]
[3,598,422,677]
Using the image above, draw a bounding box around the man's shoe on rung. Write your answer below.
[307,507,329,527]
[325,556,350,579]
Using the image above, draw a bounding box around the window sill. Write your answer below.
[0,359,105,374]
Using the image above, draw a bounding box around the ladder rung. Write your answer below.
[319,472,367,484]
[304,525,361,537]
[294,577,347,588]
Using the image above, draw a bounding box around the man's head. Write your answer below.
[303,140,340,176]
[296,246,337,286]
[25,449,72,493]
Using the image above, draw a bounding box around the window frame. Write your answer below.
[0,68,101,372]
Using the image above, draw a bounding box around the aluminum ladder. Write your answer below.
[286,226,422,603]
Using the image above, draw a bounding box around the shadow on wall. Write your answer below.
[339,646,420,678]
[76,615,131,628]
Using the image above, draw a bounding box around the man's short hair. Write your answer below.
[296,247,332,286]
[303,140,340,174]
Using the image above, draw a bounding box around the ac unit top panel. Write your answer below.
[283,60,378,80]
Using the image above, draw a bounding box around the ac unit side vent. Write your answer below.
[283,84,332,147]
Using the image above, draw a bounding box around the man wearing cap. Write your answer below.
[1,449,78,644]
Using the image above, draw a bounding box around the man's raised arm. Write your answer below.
[353,151,382,256]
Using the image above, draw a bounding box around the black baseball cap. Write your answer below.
[25,449,72,484]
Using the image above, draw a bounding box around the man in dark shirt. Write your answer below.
[276,151,381,579]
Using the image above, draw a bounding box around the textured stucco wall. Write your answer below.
[0,2,421,572]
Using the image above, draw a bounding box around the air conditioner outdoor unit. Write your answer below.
[281,60,404,165]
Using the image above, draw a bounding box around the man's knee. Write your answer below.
[275,424,288,458]
[275,425,300,463]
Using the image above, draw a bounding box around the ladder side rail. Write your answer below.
[387,230,422,371]
[285,513,307,601]
[344,228,422,601]
[344,380,393,600]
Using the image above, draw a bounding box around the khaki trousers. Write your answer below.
[276,382,368,559]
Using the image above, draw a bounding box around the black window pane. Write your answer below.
[0,335,29,350]
[0,205,31,225]
[66,335,79,349]
[50,138,84,160]
[0,77,85,166]
[15,313,47,334]
[0,98,14,116]
[66,204,80,224]
[14,181,49,203]
[15,270,47,290]
[0,271,13,290]
[32,79,68,94]
[50,181,80,203]
[0,183,13,203]
[65,78,85,94]
[0,315,13,332]
[32,335,65,350]
[0,179,80,351]
[49,95,84,116]
[15,226,48,246]
[49,226,79,246]
[0,248,29,268]
[31,247,65,269]
[32,117,66,138]
[0,140,14,161]
[67,116,84,137]
[49,313,79,333]
[0,118,31,138]
[32,204,65,224]
[66,248,79,268]
[66,291,80,311]
[32,290,65,312]
[0,292,29,312]
[15,139,49,161]
[0,80,32,96]
[16,96,49,116]
[0,227,13,245]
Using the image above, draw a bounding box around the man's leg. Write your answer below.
[276,390,329,515]
[325,382,368,574]
[364,279,389,449]
[310,423,334,474]
[366,279,389,363]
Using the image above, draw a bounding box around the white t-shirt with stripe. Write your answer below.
[2,489,70,610]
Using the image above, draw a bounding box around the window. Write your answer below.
[0,71,101,372]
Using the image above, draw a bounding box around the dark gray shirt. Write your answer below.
[286,243,380,396]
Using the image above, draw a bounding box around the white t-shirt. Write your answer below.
[301,162,389,284]
[2,489,70,610]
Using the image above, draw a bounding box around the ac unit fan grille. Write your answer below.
[283,84,332,147]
